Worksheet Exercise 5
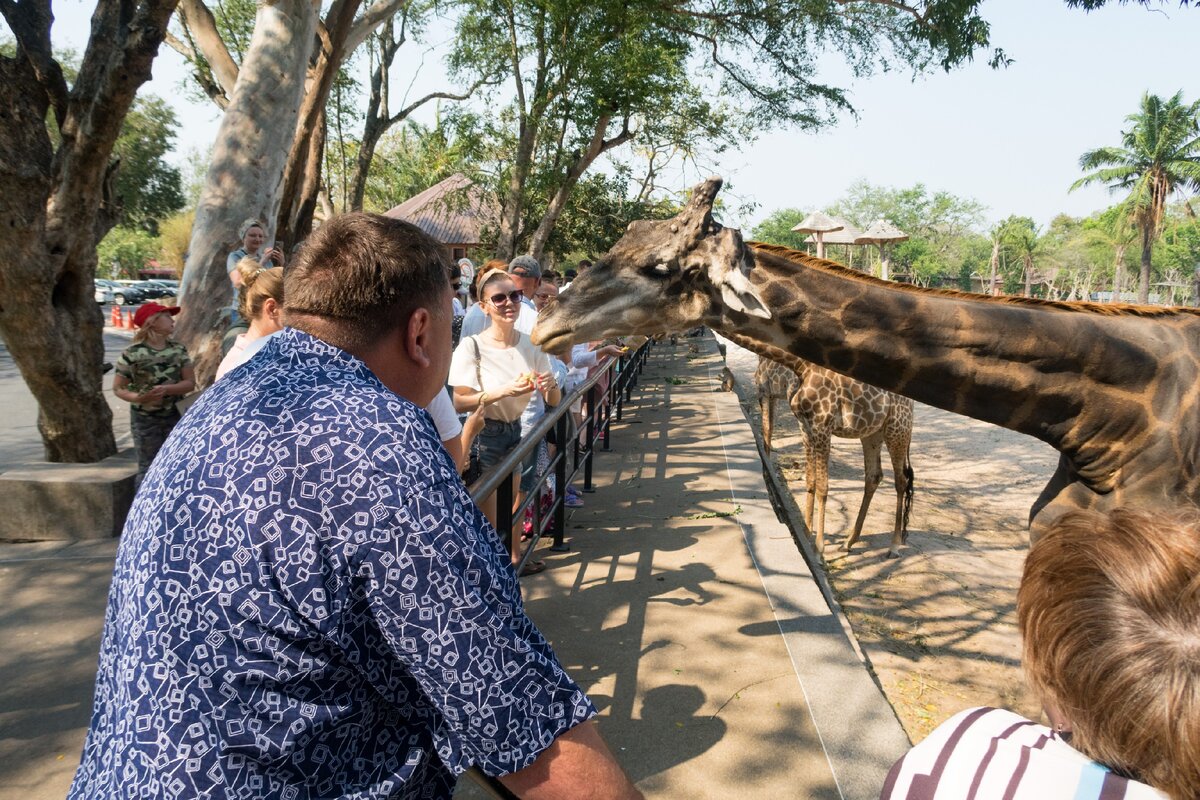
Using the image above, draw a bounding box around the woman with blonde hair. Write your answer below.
[113,302,194,486]
[216,257,284,380]
[449,268,561,576]
[883,507,1200,799]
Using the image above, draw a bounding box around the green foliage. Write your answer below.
[1073,90,1200,299]
[113,97,186,233]
[96,228,161,280]
[542,171,679,260]
[180,146,213,209]
[827,180,987,286]
[1154,210,1200,279]
[157,210,195,271]
[1073,91,1200,234]
[749,209,811,250]
[355,115,489,213]
[447,0,1007,254]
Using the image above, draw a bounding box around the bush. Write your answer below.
[157,210,194,271]
[96,227,161,280]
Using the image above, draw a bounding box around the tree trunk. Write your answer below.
[278,107,326,251]
[526,114,631,259]
[0,1,178,463]
[1111,243,1126,303]
[1138,223,1153,304]
[1023,254,1033,298]
[177,0,319,389]
[496,121,540,260]
[987,238,999,295]
[276,0,362,252]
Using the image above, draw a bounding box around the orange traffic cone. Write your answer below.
[123,310,134,329]
[110,306,120,328]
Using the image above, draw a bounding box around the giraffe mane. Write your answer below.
[748,241,1200,319]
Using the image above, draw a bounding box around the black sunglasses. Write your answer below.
[488,290,523,306]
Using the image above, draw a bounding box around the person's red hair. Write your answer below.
[1019,508,1200,799]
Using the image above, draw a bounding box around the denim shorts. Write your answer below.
[476,418,522,470]
[475,419,541,493]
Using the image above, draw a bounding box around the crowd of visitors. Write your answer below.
[89,209,1200,799]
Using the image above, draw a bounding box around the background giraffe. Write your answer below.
[755,357,914,557]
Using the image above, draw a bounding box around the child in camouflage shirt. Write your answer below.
[113,302,194,486]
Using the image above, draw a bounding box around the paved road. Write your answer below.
[0,327,134,473]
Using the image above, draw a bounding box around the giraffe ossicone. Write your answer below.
[532,177,1200,541]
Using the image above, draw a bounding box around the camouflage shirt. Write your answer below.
[115,340,191,417]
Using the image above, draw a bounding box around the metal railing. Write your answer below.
[467,340,652,573]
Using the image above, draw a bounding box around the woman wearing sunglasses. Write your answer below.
[449,269,561,576]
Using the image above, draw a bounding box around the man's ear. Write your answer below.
[406,308,433,369]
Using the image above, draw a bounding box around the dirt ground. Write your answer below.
[718,335,1061,742]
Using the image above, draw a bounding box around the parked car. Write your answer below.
[134,281,176,300]
[110,281,151,306]
[94,279,117,304]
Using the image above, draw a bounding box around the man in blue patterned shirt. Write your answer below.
[70,213,642,799]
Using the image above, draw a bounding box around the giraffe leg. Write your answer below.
[884,412,914,559]
[808,431,831,554]
[803,446,816,535]
[759,393,775,455]
[844,434,884,554]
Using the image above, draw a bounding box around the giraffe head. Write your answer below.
[532,177,770,352]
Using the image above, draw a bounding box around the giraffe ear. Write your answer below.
[702,225,772,319]
[717,266,772,319]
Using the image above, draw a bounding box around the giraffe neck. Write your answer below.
[719,246,1200,491]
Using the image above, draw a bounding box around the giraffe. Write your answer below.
[532,177,1200,541]
[755,357,915,556]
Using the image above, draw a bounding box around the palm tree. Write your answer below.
[998,215,1042,297]
[1072,91,1200,303]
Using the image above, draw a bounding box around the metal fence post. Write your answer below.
[550,413,569,552]
[583,386,596,491]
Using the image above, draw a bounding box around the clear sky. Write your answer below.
[36,0,1200,232]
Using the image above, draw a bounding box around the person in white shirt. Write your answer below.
[883,508,1199,800]
[216,260,285,381]
[448,269,561,576]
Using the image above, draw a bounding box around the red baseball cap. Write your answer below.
[132,302,182,328]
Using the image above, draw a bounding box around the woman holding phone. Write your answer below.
[226,219,285,289]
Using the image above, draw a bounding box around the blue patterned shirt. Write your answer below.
[70,329,595,799]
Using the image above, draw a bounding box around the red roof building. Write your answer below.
[383,174,496,262]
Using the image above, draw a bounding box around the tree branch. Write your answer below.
[386,79,493,127]
[177,0,240,96]
[163,30,196,61]
[345,0,410,54]
[0,0,70,128]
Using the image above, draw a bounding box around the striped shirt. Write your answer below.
[881,707,1166,800]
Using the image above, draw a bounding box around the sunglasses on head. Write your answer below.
[488,290,523,306]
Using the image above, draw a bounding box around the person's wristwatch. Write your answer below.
[478,392,489,409]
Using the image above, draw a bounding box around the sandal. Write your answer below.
[518,560,546,577]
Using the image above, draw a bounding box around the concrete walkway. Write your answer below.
[0,335,909,800]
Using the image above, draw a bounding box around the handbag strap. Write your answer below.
[470,335,484,393]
